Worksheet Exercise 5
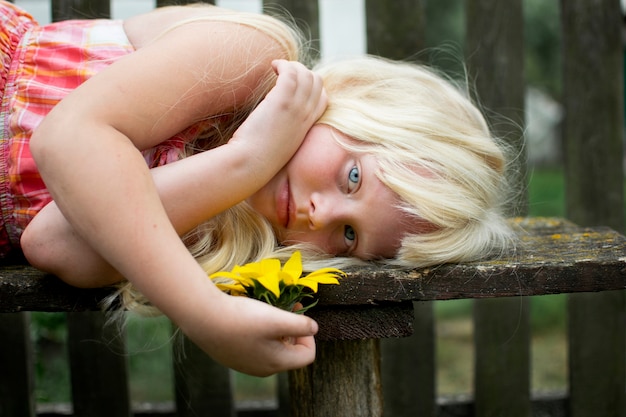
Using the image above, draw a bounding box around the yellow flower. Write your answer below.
[209,251,345,312]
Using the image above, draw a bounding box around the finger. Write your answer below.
[274,311,319,337]
[278,334,317,369]
[271,58,287,73]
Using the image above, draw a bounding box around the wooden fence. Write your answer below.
[1,0,625,416]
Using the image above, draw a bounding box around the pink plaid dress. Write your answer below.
[0,1,195,257]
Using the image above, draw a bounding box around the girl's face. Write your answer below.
[247,124,415,260]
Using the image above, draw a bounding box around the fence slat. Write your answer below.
[381,301,435,417]
[362,2,433,415]
[263,0,320,60]
[172,333,236,417]
[466,0,530,416]
[568,291,626,417]
[0,313,35,417]
[365,0,425,60]
[67,312,131,417]
[289,339,383,417]
[51,0,110,21]
[156,0,215,7]
[561,1,626,416]
[474,298,531,416]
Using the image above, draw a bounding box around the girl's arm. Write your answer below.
[24,58,324,286]
[28,21,325,376]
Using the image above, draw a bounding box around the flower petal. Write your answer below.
[214,283,247,295]
[209,271,245,282]
[305,274,340,285]
[256,272,281,298]
[234,264,263,279]
[260,258,281,275]
[297,278,319,293]
[283,251,303,284]
[306,268,346,279]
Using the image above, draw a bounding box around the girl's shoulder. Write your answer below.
[123,4,295,52]
[123,4,218,50]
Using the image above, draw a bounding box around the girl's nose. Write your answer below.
[308,193,338,231]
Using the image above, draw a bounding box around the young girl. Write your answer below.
[1,1,513,376]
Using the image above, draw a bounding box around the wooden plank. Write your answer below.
[474,297,531,416]
[314,219,626,305]
[262,0,320,61]
[67,311,131,417]
[466,0,529,415]
[365,0,425,60]
[569,291,626,417]
[363,2,431,413]
[156,0,215,6]
[51,0,110,21]
[307,302,414,340]
[0,219,625,311]
[561,1,624,227]
[381,301,436,417]
[0,266,113,313]
[172,332,235,417]
[560,0,626,415]
[0,313,36,417]
[288,339,383,417]
[276,372,290,417]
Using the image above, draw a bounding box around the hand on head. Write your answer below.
[228,59,327,177]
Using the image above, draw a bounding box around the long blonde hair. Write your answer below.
[313,56,515,267]
[114,11,515,314]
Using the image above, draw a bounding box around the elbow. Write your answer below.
[30,113,69,173]
[20,223,54,274]
[21,218,124,288]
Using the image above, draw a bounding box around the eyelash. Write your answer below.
[344,165,360,247]
[344,225,356,244]
[347,166,360,192]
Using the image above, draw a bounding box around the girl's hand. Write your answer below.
[228,60,327,177]
[181,289,318,376]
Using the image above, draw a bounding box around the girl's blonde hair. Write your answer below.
[113,8,515,314]
[313,56,515,267]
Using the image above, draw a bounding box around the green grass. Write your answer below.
[528,167,566,217]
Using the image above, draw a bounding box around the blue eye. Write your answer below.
[348,166,359,191]
[344,225,356,242]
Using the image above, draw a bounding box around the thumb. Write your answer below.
[278,312,318,338]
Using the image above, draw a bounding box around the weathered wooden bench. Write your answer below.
[1,217,625,416]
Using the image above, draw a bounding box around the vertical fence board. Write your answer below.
[466,0,529,416]
[67,311,131,417]
[156,0,215,7]
[365,0,425,60]
[263,0,320,60]
[51,0,110,21]
[277,372,289,417]
[172,333,235,417]
[473,298,530,417]
[568,291,626,417]
[0,313,35,417]
[561,1,626,416]
[382,301,435,417]
[289,340,383,417]
[363,2,434,416]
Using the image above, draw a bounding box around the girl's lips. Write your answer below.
[277,180,290,228]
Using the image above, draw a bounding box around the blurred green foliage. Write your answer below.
[424,0,561,97]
